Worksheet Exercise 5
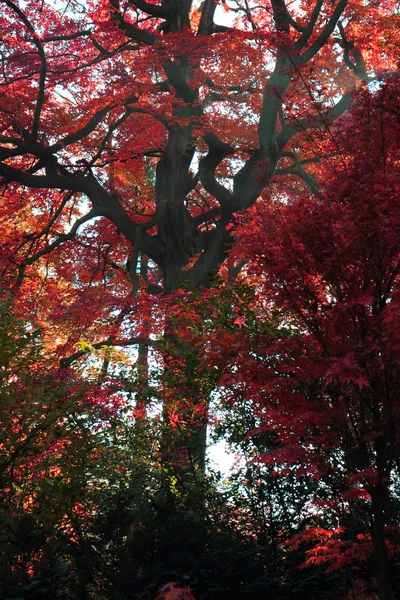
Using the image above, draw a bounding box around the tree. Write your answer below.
[0,300,110,598]
[1,0,396,326]
[0,293,291,600]
[216,74,400,599]
[164,283,366,600]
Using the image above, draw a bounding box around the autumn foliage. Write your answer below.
[1,0,400,598]
[208,74,400,597]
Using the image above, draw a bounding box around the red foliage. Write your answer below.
[0,1,399,594]
[155,582,195,600]
[216,74,400,580]
[228,73,400,465]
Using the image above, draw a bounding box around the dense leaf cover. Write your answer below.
[0,0,399,599]
[215,75,400,599]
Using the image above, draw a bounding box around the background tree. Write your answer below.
[0,300,108,599]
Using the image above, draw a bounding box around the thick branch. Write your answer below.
[187,223,228,288]
[192,206,221,226]
[294,0,323,51]
[257,54,290,169]
[277,89,355,149]
[48,103,119,154]
[128,105,169,129]
[42,30,92,42]
[24,210,98,265]
[198,0,217,35]
[198,134,234,211]
[271,0,290,33]
[0,163,164,264]
[109,0,158,45]
[298,0,348,65]
[277,151,320,193]
[130,0,167,18]
[60,336,156,368]
[18,191,73,253]
[337,22,369,81]
[0,162,90,192]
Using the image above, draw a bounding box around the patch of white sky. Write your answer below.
[207,400,239,476]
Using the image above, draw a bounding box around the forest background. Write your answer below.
[0,1,400,599]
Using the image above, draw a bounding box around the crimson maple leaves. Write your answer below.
[213,74,400,599]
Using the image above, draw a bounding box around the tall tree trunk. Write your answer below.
[153,57,211,476]
[371,481,391,600]
[135,256,149,423]
[160,324,209,479]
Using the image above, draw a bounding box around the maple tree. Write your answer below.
[0,301,107,597]
[0,0,397,338]
[210,73,400,600]
[0,295,283,600]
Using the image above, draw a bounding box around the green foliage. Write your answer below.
[0,301,106,598]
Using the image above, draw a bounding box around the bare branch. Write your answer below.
[2,0,47,138]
